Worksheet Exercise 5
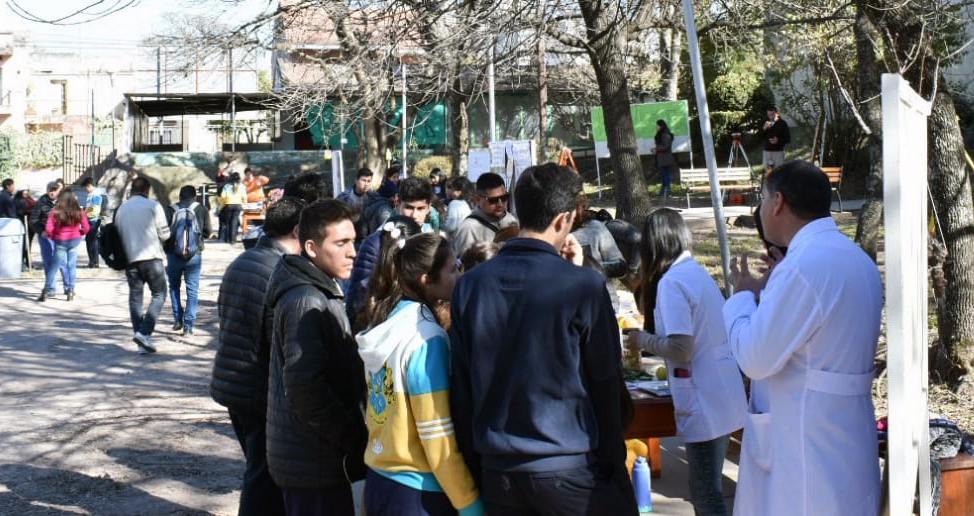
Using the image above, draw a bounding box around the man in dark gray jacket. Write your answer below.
[212,197,305,516]
[264,200,367,515]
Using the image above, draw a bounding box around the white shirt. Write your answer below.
[654,252,746,443]
[723,217,882,516]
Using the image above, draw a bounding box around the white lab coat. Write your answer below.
[655,252,746,443]
[723,217,882,516]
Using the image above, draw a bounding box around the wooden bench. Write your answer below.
[678,167,756,209]
[820,166,843,212]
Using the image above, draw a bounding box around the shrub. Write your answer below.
[412,155,452,179]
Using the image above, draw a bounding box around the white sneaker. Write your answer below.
[133,332,156,354]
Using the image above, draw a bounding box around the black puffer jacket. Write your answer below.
[264,254,368,489]
[211,235,286,418]
[30,194,56,235]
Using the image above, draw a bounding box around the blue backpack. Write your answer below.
[170,202,202,259]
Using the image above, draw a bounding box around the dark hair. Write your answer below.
[429,168,444,184]
[130,177,151,195]
[53,189,83,227]
[365,232,452,329]
[283,172,331,203]
[446,176,475,207]
[357,216,423,331]
[229,172,242,183]
[637,208,692,333]
[767,105,778,112]
[179,185,197,201]
[515,163,582,232]
[263,196,306,238]
[460,242,499,271]
[244,167,253,175]
[46,181,61,193]
[356,167,373,179]
[385,166,401,179]
[493,225,520,243]
[573,193,593,230]
[81,177,94,187]
[475,172,505,193]
[764,161,831,220]
[2,178,13,189]
[655,120,672,145]
[398,177,433,204]
[298,199,354,245]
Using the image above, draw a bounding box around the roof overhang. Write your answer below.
[123,92,277,117]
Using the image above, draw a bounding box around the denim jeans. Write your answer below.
[685,434,731,516]
[166,252,201,328]
[659,165,673,197]
[38,236,67,292]
[85,218,101,266]
[125,259,167,336]
[224,205,243,243]
[44,238,80,294]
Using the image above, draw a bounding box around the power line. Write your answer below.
[5,0,141,26]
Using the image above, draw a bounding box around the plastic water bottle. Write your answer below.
[632,456,653,512]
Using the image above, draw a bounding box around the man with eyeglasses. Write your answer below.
[452,172,518,257]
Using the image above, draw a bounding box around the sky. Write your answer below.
[0,0,275,48]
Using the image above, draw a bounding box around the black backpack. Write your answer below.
[99,214,128,270]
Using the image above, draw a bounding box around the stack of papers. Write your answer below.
[625,380,670,397]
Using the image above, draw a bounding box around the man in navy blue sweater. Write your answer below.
[450,163,636,515]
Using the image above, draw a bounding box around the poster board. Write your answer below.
[467,149,492,183]
[590,100,691,158]
[882,73,933,516]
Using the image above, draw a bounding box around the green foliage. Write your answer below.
[257,70,273,93]
[0,130,63,178]
[412,155,452,179]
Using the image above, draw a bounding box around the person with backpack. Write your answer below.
[81,177,106,268]
[164,185,213,336]
[115,177,171,354]
[220,172,248,245]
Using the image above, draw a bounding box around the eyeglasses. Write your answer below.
[485,193,510,204]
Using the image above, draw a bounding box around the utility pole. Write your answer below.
[90,88,95,178]
[401,55,407,177]
[488,47,496,143]
[156,47,161,95]
[229,46,235,152]
[537,0,547,161]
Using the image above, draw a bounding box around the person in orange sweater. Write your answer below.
[243,168,270,203]
[40,189,89,302]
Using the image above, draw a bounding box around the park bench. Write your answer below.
[678,167,756,209]
[820,166,844,212]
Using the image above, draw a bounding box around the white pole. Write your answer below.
[682,0,733,294]
[488,47,496,142]
[594,153,602,200]
[401,57,407,177]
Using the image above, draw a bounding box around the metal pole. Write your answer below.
[488,47,496,142]
[90,89,95,179]
[156,48,160,95]
[401,56,407,177]
[229,47,235,152]
[682,0,733,295]
[594,153,602,200]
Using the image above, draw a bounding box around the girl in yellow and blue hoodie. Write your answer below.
[356,231,483,516]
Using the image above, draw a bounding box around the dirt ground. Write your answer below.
[0,243,243,515]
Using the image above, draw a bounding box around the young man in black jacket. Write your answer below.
[212,197,305,516]
[264,199,367,515]
[450,163,636,515]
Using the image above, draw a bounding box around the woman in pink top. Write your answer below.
[40,190,89,301]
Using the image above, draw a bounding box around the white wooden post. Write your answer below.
[882,73,933,516]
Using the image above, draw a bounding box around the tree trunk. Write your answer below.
[449,85,470,177]
[537,0,549,161]
[665,28,681,101]
[852,9,884,260]
[358,115,386,175]
[579,0,652,223]
[927,84,974,391]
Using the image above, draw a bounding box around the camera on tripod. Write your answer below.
[731,132,742,143]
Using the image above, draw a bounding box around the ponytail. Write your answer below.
[356,216,422,332]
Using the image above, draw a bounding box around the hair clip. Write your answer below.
[397,238,406,249]
[382,221,395,233]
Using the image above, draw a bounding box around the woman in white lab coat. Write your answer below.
[628,208,746,515]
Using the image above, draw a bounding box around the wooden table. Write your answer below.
[625,390,677,478]
[242,210,264,234]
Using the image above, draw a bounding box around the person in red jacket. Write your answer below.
[40,189,89,301]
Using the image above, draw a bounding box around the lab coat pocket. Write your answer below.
[668,376,703,439]
[743,410,772,472]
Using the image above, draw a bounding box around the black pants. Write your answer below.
[225,205,243,244]
[481,465,638,516]
[282,484,354,516]
[85,218,101,266]
[229,410,285,516]
[364,468,455,515]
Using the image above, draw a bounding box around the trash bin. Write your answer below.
[0,218,25,279]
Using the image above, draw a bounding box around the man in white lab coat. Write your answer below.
[724,161,883,515]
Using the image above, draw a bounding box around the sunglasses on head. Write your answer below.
[485,193,510,204]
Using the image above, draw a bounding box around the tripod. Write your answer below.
[727,135,752,169]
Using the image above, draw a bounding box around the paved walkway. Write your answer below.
[0,239,739,514]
